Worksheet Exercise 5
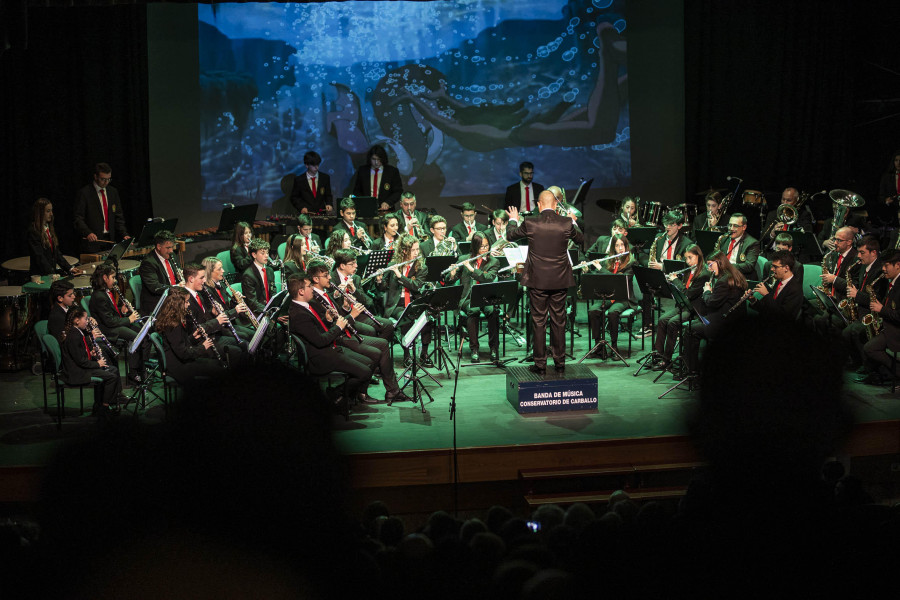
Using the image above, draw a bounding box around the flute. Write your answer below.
[361,256,419,285]
[572,250,631,271]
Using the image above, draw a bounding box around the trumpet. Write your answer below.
[203,286,245,346]
[355,225,373,250]
[403,212,430,242]
[361,256,419,285]
[88,317,119,358]
[221,280,260,328]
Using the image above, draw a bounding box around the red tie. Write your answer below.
[100,189,109,232]
[685,271,694,288]
[774,282,783,298]
[349,224,355,238]
[782,223,789,231]
[216,288,226,304]
[306,237,310,251]
[726,239,737,260]
[82,332,91,358]
[372,169,379,197]
[46,228,53,252]
[831,255,843,297]
[262,268,270,303]
[310,176,317,198]
[193,293,204,310]
[108,291,121,316]
[666,240,673,260]
[164,259,176,285]
[467,224,472,235]
[321,292,351,338]
[524,186,531,211]
[403,264,412,306]
[307,306,336,348]
[407,215,415,236]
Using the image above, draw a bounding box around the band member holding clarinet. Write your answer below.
[201,255,255,339]
[183,263,248,368]
[331,249,394,343]
[752,250,803,320]
[651,244,708,371]
[61,306,124,416]
[155,287,228,384]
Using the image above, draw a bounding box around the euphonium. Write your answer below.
[306,251,335,270]
[431,236,458,257]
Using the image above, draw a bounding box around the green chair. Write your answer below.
[129,276,143,313]
[34,320,50,413]
[148,332,179,406]
[277,242,287,260]
[217,250,237,284]
[80,295,92,318]
[41,334,103,429]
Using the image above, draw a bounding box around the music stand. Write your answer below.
[423,284,464,377]
[626,226,658,250]
[809,286,849,327]
[648,280,699,382]
[104,237,133,266]
[344,196,378,218]
[395,300,440,386]
[632,265,671,366]
[123,287,170,412]
[569,178,594,207]
[457,241,472,256]
[793,231,824,259]
[217,203,258,234]
[425,256,456,283]
[136,218,178,248]
[362,250,393,279]
[464,280,519,368]
[248,290,289,355]
[694,230,723,257]
[577,274,631,366]
[658,283,709,398]
[663,259,688,274]
[400,310,436,412]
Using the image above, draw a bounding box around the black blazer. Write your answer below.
[588,236,615,255]
[73,184,128,240]
[48,304,68,341]
[26,228,72,276]
[240,264,277,315]
[378,260,428,315]
[393,209,429,237]
[368,236,398,252]
[876,276,900,348]
[826,248,859,299]
[289,301,346,373]
[185,289,224,335]
[507,209,584,290]
[449,221,487,242]
[852,260,887,314]
[713,234,761,279]
[61,328,102,385]
[502,182,544,211]
[352,164,403,209]
[446,253,499,306]
[161,322,218,379]
[755,275,804,320]
[139,253,177,312]
[649,232,692,263]
[88,289,133,332]
[230,245,253,274]
[289,172,333,214]
[702,278,747,332]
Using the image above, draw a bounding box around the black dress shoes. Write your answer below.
[490,349,499,363]
[528,364,546,375]
[554,364,566,374]
[386,391,412,405]
[357,393,380,405]
[420,355,435,368]
[471,351,479,362]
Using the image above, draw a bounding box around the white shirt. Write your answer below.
[519,182,535,211]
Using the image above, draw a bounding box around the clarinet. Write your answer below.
[88,317,119,358]
[112,281,141,320]
[329,282,380,330]
[314,296,364,343]
[186,311,226,367]
[169,257,185,286]
[203,286,245,346]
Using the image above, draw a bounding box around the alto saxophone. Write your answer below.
[837,262,862,321]
[814,250,834,311]
[861,274,887,340]
[648,234,662,266]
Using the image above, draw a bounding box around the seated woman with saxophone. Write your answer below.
[650,244,709,371]
[682,250,748,376]
[229,221,254,274]
[376,233,433,366]
[201,256,255,340]
[585,235,640,359]
[861,249,900,385]
[369,213,401,252]
[87,263,151,386]
[61,305,125,417]
[445,232,500,363]
[155,287,228,384]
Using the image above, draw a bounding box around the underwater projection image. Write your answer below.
[199,0,629,209]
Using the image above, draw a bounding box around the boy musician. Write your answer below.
[449,202,487,242]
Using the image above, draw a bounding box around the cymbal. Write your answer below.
[694,187,727,196]
[450,203,490,216]
[595,198,620,212]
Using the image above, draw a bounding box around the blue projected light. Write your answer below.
[198,0,629,208]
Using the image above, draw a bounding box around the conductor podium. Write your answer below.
[505,365,598,414]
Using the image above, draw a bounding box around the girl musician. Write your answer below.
[587,219,628,255]
[377,233,432,366]
[201,256,254,339]
[155,287,227,384]
[281,233,308,279]
[694,191,725,232]
[651,244,709,371]
[369,213,401,252]
[682,250,748,375]
[27,197,82,278]
[325,230,353,261]
[619,197,639,228]
[586,235,640,358]
[88,264,151,385]
[230,222,254,274]
[61,306,124,416]
[445,232,500,363]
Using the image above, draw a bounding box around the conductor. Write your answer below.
[507,191,584,374]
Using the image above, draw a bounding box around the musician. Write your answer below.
[682,251,748,375]
[861,249,900,385]
[73,162,130,254]
[306,261,409,404]
[762,188,815,245]
[27,198,80,277]
[588,219,628,256]
[240,239,278,316]
[61,306,124,416]
[325,230,353,261]
[651,244,709,371]
[818,212,866,251]
[752,251,804,320]
[155,287,227,384]
[183,263,248,367]
[712,213,760,279]
[296,214,323,253]
[138,230,180,313]
[395,192,429,239]
[586,235,639,358]
[486,210,510,247]
[48,279,76,341]
[876,152,900,226]
[376,234,433,367]
[419,215,455,257]
[229,222,254,274]
[281,233,308,279]
[88,264,151,385]
[844,237,886,377]
[507,191,584,374]
[201,256,255,338]
[502,161,544,212]
[289,150,333,214]
[446,232,500,363]
[693,191,724,232]
[547,185,585,233]
[332,249,394,342]
[352,144,403,211]
[369,213,401,252]
[449,202,488,242]
[648,211,691,269]
[821,226,858,301]
[619,197,639,228]
[332,198,371,250]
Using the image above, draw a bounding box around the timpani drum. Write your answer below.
[640,201,664,227]
[0,285,38,371]
[673,203,697,228]
[742,190,765,207]
[70,276,94,303]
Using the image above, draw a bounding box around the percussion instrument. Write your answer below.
[0,286,38,371]
[742,190,765,207]
[70,276,94,303]
[673,203,697,228]
[640,201,664,227]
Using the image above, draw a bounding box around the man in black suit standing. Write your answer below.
[507,191,583,374]
[73,162,130,254]
[289,151,333,215]
[502,161,544,212]
[352,144,403,211]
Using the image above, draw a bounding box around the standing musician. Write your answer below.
[27,198,81,278]
[694,191,725,232]
[48,279,76,341]
[61,306,125,417]
[682,251,748,376]
[752,250,804,320]
[618,197,639,228]
[502,161,544,212]
[182,263,248,367]
[352,144,403,211]
[395,192,429,239]
[201,256,255,340]
[506,190,584,375]
[155,287,227,384]
[813,227,858,335]
[332,249,395,343]
[240,239,278,316]
[376,234,433,367]
[586,235,639,359]
[296,214,323,253]
[845,237,887,378]
[229,222,254,274]
[445,232,500,363]
[587,219,628,256]
[138,229,180,313]
[289,150,333,215]
[449,202,488,242]
[88,264,151,385]
[419,215,455,257]
[486,210,510,247]
[712,213,760,279]
[861,249,900,385]
[369,213,401,252]
[73,162,131,254]
[650,244,709,371]
[281,233,308,279]
[332,197,371,250]
[306,261,409,404]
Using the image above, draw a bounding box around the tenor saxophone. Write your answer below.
[861,274,887,340]
[814,250,834,311]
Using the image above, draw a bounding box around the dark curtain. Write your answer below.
[0,5,150,268]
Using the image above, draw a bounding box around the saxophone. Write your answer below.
[837,262,862,321]
[861,274,887,340]
[814,250,834,311]
[648,233,662,266]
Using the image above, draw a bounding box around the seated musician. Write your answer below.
[861,249,900,385]
[395,192,429,239]
[155,287,227,384]
[305,261,409,404]
[48,279,76,341]
[138,229,180,313]
[618,197,639,228]
[812,226,857,334]
[287,273,375,416]
[376,234,433,367]
[845,237,886,380]
[446,232,500,363]
[449,202,488,243]
[27,198,81,278]
[712,213,760,280]
[752,250,804,320]
[587,219,628,256]
[586,235,639,358]
[332,249,394,342]
[296,213,323,253]
[332,197,371,250]
[229,222,254,274]
[683,251,748,376]
[281,233,308,279]
[325,230,353,261]
[183,262,247,367]
[240,239,277,316]
[762,188,814,248]
[643,210,692,334]
[289,150,333,215]
[369,213,401,252]
[694,191,725,232]
[818,212,866,251]
[61,306,124,417]
[486,210,510,247]
[201,255,255,340]
[420,215,456,257]
[651,244,708,371]
[88,264,151,385]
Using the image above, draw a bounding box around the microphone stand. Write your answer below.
[448,336,465,517]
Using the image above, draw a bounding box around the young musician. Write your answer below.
[201,256,255,339]
[183,263,248,367]
[332,249,394,342]
[138,229,180,312]
[281,233,308,279]
[861,249,900,385]
[446,232,500,363]
[27,198,81,277]
[48,280,76,341]
[651,244,709,370]
[229,222,254,274]
[369,213,401,251]
[332,198,370,249]
[618,197,639,228]
[694,191,725,232]
[752,250,804,321]
[587,219,628,256]
[155,287,227,384]
[485,210,510,247]
[648,211,691,270]
[240,239,278,316]
[88,264,151,384]
[377,234,433,366]
[419,215,454,257]
[352,144,403,211]
[449,202,488,242]
[843,237,887,377]
[61,306,124,416]
[586,235,639,358]
[289,150,333,215]
[325,230,353,261]
[296,213,323,252]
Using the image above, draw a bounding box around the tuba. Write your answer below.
[827,189,864,240]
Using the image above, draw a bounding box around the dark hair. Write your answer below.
[367,144,389,165]
[492,210,509,223]
[326,231,349,257]
[380,213,399,238]
[663,210,685,226]
[707,251,748,289]
[231,222,251,249]
[770,250,796,273]
[297,213,313,228]
[888,151,900,173]
[156,287,190,331]
[306,260,330,278]
[50,280,74,304]
[287,273,309,298]
[470,232,488,254]
[333,249,357,267]
[90,264,117,291]
[428,215,447,230]
[284,234,305,267]
[518,161,534,172]
[774,233,794,247]
[31,197,58,250]
[460,202,475,212]
[94,162,112,175]
[183,262,204,281]
[154,230,177,246]
[610,234,632,268]
[339,198,356,212]
[730,212,748,227]
[858,234,879,253]
[684,244,705,275]
[303,151,322,166]
[611,218,628,231]
[882,249,900,265]
[705,191,722,204]
[62,305,87,341]
[249,238,270,254]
